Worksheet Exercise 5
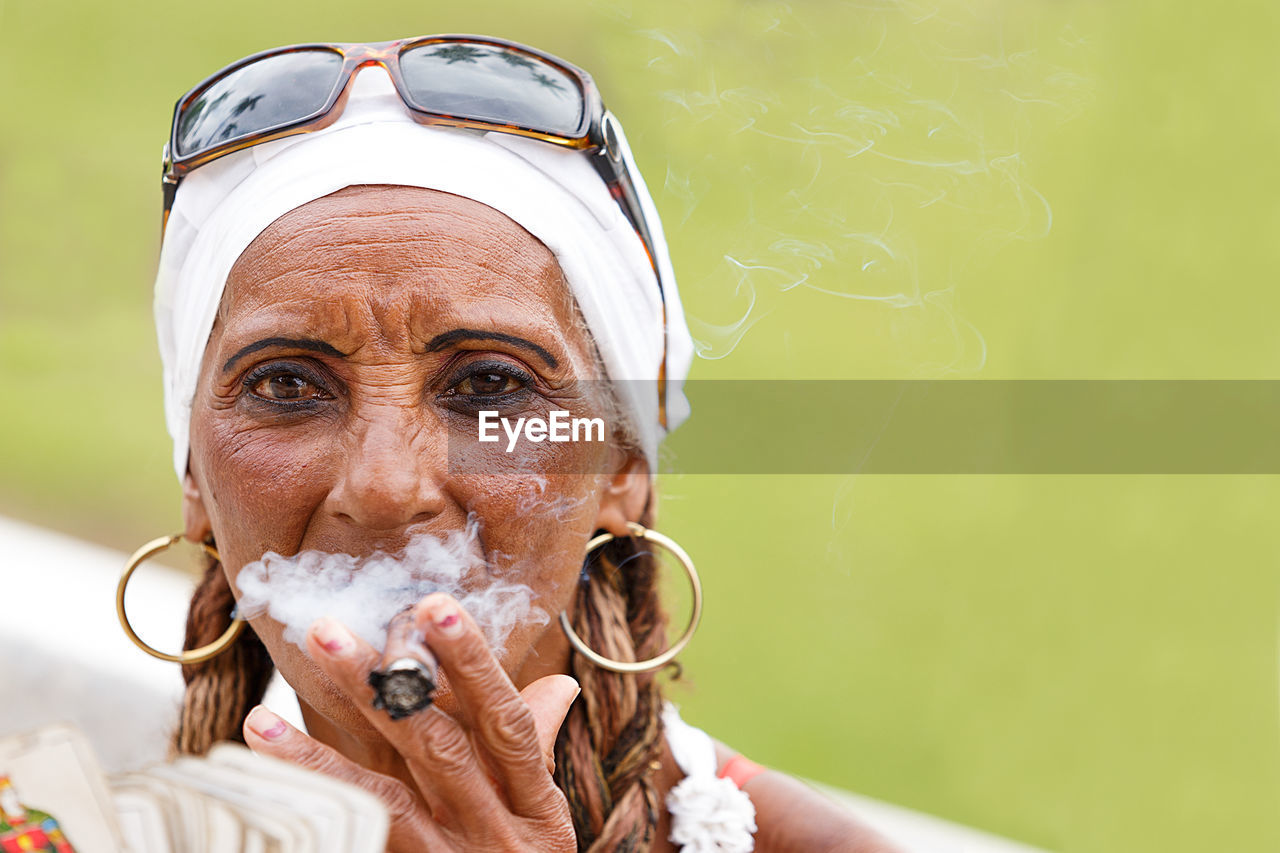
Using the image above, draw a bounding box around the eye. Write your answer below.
[245,367,331,402]
[445,361,533,398]
[455,369,524,396]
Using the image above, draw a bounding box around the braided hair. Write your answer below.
[171,550,274,756]
[555,507,668,851]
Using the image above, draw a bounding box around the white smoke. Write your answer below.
[234,515,548,653]
[633,4,1095,373]
[512,474,592,521]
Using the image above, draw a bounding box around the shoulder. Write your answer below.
[708,739,905,853]
[654,705,902,853]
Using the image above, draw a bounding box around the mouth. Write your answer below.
[234,515,547,657]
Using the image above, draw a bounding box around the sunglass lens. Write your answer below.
[176,49,345,158]
[399,43,583,137]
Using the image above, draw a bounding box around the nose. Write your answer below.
[326,404,448,532]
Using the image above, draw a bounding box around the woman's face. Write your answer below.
[183,185,646,730]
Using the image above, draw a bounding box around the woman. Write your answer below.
[138,34,897,852]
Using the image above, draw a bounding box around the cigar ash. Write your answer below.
[368,657,437,720]
[368,607,439,720]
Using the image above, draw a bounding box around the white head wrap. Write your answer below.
[155,67,694,479]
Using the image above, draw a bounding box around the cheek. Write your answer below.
[459,470,606,607]
[191,410,336,570]
[447,405,614,590]
[455,471,604,681]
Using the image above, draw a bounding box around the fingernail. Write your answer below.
[426,598,464,636]
[312,617,354,656]
[246,706,288,741]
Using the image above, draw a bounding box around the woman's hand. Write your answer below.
[242,592,580,852]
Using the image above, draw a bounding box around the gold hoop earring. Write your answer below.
[559,521,703,674]
[116,534,244,664]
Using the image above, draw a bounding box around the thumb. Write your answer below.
[518,674,580,774]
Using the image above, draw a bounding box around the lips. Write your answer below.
[233,516,545,656]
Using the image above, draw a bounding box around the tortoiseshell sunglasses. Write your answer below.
[161,33,669,425]
[162,34,660,281]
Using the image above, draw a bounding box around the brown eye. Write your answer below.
[252,373,321,400]
[459,371,521,395]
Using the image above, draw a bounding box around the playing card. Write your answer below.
[241,825,268,853]
[148,760,315,852]
[0,723,123,852]
[113,788,173,853]
[203,797,247,853]
[206,744,389,853]
[167,781,213,850]
[110,774,182,852]
[0,722,392,851]
[201,747,348,853]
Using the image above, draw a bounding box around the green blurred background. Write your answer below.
[2,0,1277,850]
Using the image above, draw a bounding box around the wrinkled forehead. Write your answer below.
[211,185,592,366]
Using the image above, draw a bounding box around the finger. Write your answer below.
[518,675,581,774]
[307,616,505,828]
[414,594,565,818]
[243,705,445,850]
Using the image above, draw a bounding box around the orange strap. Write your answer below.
[717,754,766,788]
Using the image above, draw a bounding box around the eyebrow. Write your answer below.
[425,329,559,369]
[222,337,346,374]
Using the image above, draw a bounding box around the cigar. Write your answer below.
[367,606,437,720]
